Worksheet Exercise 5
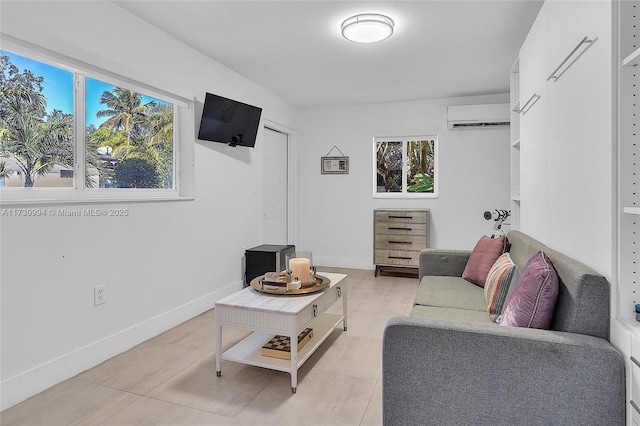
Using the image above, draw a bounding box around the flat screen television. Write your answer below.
[197,92,262,147]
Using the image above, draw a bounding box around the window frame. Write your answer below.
[373,134,438,199]
[0,35,194,206]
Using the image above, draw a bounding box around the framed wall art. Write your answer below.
[321,146,349,175]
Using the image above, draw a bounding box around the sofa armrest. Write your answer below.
[382,316,625,426]
[419,249,471,280]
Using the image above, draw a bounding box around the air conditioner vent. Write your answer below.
[447,103,510,130]
[450,121,511,129]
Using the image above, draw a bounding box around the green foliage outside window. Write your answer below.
[375,137,436,196]
[0,51,174,189]
[113,157,161,188]
[0,53,76,187]
[87,83,174,189]
[406,139,435,193]
[407,173,434,193]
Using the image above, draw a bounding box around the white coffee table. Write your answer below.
[215,272,347,393]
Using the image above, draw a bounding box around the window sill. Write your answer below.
[373,193,438,199]
[0,189,194,206]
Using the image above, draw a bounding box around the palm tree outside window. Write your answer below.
[0,50,175,190]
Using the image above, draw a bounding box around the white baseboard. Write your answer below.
[314,255,374,271]
[0,280,243,411]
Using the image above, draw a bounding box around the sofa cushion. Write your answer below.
[462,235,510,287]
[410,305,494,324]
[415,276,487,311]
[484,252,516,322]
[501,251,559,329]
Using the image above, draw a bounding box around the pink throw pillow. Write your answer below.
[484,253,516,322]
[462,235,510,288]
[500,251,559,329]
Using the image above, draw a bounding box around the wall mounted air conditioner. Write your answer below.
[447,103,510,129]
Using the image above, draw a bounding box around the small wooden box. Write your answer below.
[261,328,314,360]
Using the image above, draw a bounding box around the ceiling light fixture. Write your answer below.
[341,13,394,43]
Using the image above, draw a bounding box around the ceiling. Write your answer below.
[112,0,543,108]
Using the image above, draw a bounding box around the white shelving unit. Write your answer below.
[509,59,521,229]
[614,3,640,424]
[618,0,640,327]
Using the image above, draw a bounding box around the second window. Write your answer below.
[374,136,437,198]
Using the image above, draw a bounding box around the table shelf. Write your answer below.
[221,312,344,372]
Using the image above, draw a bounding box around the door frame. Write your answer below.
[263,120,298,247]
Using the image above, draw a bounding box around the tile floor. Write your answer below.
[1,267,418,426]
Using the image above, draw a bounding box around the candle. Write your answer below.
[289,258,312,284]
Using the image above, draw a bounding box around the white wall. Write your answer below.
[297,94,511,269]
[0,1,297,409]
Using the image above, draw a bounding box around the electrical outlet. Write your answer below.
[94,285,106,306]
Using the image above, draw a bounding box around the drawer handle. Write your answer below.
[313,304,318,317]
[388,240,412,244]
[337,286,342,297]
[632,400,640,415]
[631,356,640,368]
[389,215,412,219]
[389,227,412,231]
[389,256,412,260]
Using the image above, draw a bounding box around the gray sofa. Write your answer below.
[382,230,625,425]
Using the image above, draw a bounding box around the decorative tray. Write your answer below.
[250,274,330,295]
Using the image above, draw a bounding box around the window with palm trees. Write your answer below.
[374,136,437,198]
[0,50,175,190]
[86,78,174,189]
[0,51,75,188]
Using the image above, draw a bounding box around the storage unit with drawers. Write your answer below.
[373,209,430,276]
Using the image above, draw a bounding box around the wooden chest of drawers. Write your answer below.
[374,209,430,276]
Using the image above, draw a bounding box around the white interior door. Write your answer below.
[263,127,288,244]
